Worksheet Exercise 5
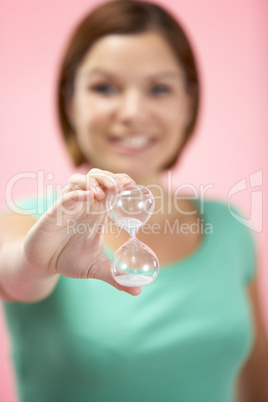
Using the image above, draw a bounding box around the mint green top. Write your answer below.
[2,196,256,402]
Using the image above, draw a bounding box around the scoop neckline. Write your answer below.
[104,197,211,271]
[159,198,210,271]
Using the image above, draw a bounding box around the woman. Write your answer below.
[0,1,267,401]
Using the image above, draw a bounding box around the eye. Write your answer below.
[150,84,171,96]
[90,84,118,95]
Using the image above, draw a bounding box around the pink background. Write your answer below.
[0,0,267,400]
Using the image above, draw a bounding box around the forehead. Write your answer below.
[77,32,184,79]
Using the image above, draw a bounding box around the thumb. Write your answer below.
[88,252,142,296]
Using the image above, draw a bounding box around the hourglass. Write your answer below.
[106,184,159,287]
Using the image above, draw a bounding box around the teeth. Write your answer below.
[118,136,150,148]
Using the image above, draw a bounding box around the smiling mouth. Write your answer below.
[108,135,157,153]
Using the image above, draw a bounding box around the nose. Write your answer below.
[116,89,147,124]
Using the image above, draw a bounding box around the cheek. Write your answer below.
[155,102,187,152]
[75,96,115,129]
[156,101,187,133]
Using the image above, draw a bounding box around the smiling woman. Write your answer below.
[66,32,194,180]
[58,0,200,172]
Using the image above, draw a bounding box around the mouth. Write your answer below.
[108,135,157,155]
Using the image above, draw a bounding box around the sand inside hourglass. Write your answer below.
[114,274,154,287]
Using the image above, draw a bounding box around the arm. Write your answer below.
[0,213,60,303]
[0,169,141,304]
[236,278,268,402]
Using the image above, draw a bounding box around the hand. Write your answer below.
[23,168,142,296]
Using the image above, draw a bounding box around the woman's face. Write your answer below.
[69,31,193,182]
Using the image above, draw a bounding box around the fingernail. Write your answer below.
[122,177,133,184]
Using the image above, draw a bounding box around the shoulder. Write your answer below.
[200,197,257,283]
[200,197,254,235]
[1,192,58,221]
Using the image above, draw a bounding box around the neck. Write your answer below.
[132,173,162,189]
[131,171,198,222]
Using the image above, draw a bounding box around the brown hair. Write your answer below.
[57,0,200,168]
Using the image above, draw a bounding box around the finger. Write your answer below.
[87,169,122,192]
[89,256,142,296]
[59,189,95,210]
[114,173,136,186]
[67,172,115,199]
[42,189,94,224]
[87,169,135,192]
[67,174,87,189]
[65,174,105,200]
[111,280,142,296]
[111,276,142,296]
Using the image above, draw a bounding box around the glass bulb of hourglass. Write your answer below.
[111,237,159,286]
[106,184,159,287]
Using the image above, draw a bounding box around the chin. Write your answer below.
[91,153,161,181]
